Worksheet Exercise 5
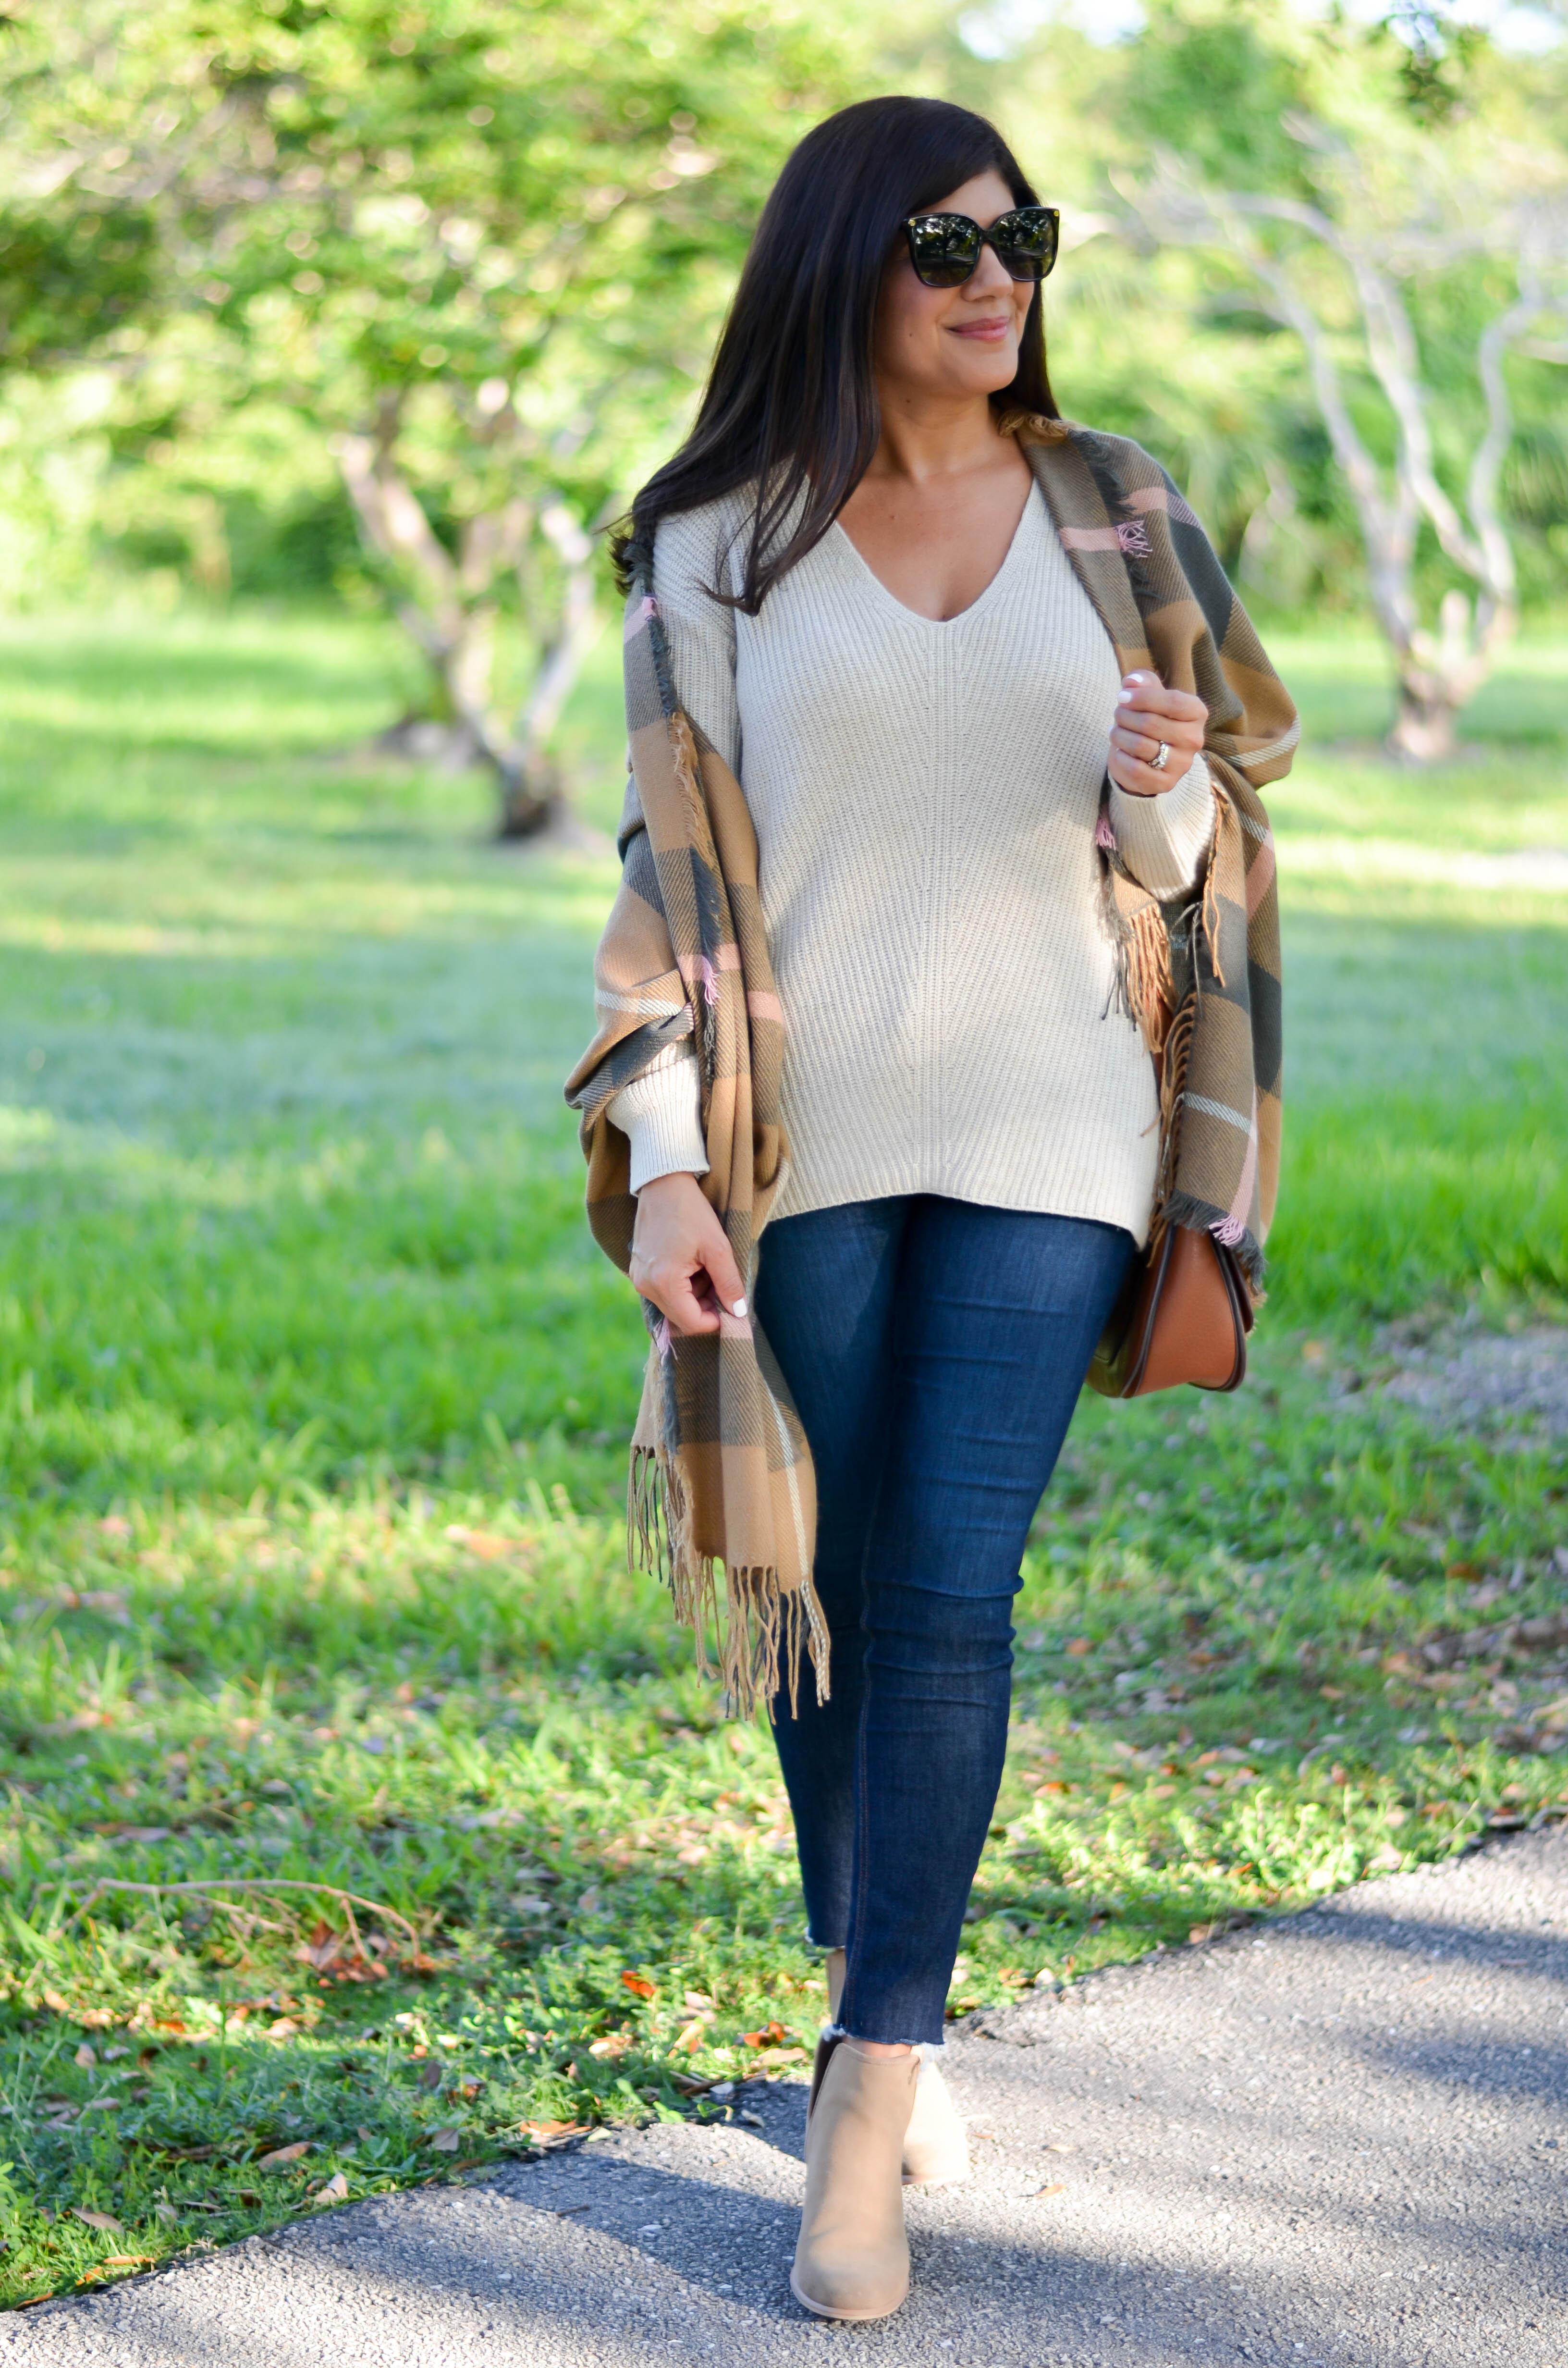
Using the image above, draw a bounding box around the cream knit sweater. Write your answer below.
[608,483,1215,1246]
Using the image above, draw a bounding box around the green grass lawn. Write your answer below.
[0,604,1565,2306]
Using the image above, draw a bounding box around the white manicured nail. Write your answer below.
[731,1297,747,1319]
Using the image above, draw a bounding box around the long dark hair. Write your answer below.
[612,95,1058,614]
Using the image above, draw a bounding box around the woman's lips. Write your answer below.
[948,315,1013,340]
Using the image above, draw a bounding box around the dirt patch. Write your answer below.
[1377,1324,1568,1438]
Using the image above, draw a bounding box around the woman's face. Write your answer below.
[874,168,1035,408]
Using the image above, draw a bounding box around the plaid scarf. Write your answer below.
[565,419,1298,1714]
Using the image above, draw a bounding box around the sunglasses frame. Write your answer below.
[901,204,1061,291]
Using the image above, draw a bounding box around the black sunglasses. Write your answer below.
[902,205,1060,290]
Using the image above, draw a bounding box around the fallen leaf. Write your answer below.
[74,2044,96,2068]
[257,2142,311,2171]
[74,2209,122,2233]
[428,2127,462,2151]
[588,2034,631,2058]
[443,1526,527,1563]
[311,2171,350,2204]
[296,1924,343,1972]
[42,1989,70,2013]
[82,2096,121,2110]
[517,2119,585,2146]
[1028,2182,1067,2198]
[621,1971,656,1999]
[671,2018,709,2055]
[741,2020,790,2048]
[1065,1638,1091,1657]
[1319,1685,1345,1701]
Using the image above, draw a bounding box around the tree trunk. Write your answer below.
[1386,588,1504,762]
[496,751,562,838]
[1389,670,1461,763]
[336,418,598,835]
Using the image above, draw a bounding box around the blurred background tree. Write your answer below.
[0,0,872,829]
[0,0,1564,792]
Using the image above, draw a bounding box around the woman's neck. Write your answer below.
[865,388,1009,485]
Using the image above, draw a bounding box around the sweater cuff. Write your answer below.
[605,1042,709,1192]
[1108,753,1215,900]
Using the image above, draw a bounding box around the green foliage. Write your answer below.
[0,207,159,373]
[0,609,1564,2303]
[1118,0,1316,192]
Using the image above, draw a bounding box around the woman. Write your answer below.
[567,94,1295,2323]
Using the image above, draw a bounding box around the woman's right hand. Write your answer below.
[629,1172,747,1337]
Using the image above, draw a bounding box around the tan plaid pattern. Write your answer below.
[567,421,1296,1712]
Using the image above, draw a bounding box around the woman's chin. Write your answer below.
[909,355,1019,405]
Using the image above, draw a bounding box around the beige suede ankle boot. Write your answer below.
[790,2035,917,2321]
[820,1949,971,2188]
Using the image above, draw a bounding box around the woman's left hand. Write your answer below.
[1108,672,1207,798]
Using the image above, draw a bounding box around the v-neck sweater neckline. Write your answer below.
[825,479,1036,628]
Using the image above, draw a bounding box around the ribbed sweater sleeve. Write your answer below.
[1109,753,1215,898]
[606,1040,708,1190]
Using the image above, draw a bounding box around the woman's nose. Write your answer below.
[964,240,1017,295]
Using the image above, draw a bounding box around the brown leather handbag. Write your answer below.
[1086,1222,1254,1398]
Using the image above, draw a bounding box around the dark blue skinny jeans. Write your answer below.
[755,1194,1133,2047]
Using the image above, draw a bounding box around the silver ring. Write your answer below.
[1149,740,1171,772]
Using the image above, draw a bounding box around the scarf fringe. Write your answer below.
[628,1443,830,1719]
[1200,785,1227,990]
[1153,993,1196,1220]
[1161,1189,1267,1295]
[1127,903,1173,1057]
[1096,831,1172,1060]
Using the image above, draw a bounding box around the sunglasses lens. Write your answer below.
[906,212,981,288]
[991,208,1059,281]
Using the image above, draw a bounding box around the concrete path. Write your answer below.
[8,1825,1568,2366]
